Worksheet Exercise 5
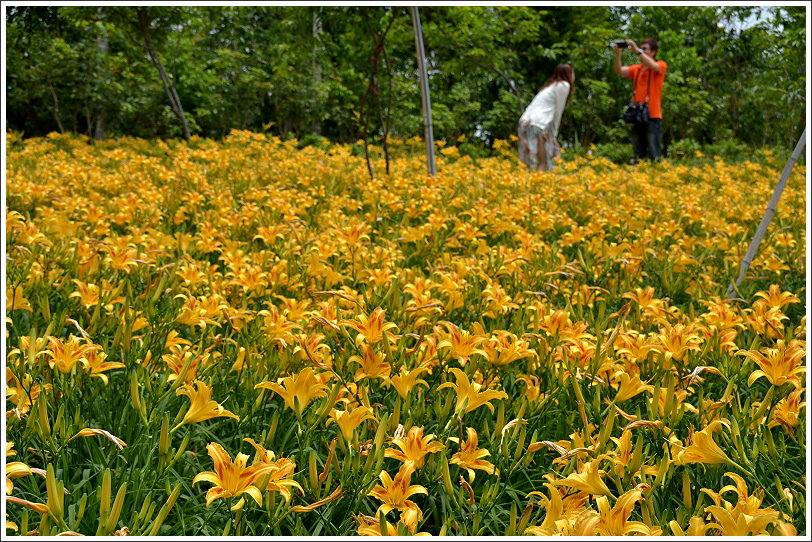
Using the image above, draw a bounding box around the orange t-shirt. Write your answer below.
[625,61,667,119]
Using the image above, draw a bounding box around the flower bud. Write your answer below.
[517,502,533,535]
[505,502,517,535]
[681,469,692,508]
[104,482,127,533]
[45,464,64,522]
[99,469,112,516]
[459,476,475,505]
[136,497,153,525]
[231,346,246,372]
[440,452,454,496]
[513,427,527,462]
[130,373,143,416]
[308,449,319,492]
[597,407,617,453]
[159,413,170,457]
[651,443,671,489]
[265,411,280,446]
[169,433,191,467]
[148,483,181,536]
[378,510,391,536]
[77,492,88,524]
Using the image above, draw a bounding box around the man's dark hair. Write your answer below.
[641,38,659,52]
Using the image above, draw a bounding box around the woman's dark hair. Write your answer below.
[538,63,575,101]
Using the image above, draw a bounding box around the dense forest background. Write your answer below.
[5,5,807,160]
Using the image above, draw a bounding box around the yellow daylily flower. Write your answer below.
[6,285,33,312]
[654,322,703,365]
[68,279,101,308]
[672,420,734,466]
[768,388,805,432]
[368,466,427,516]
[525,483,594,536]
[438,368,508,415]
[348,344,391,381]
[341,307,398,347]
[436,321,487,366]
[389,365,430,400]
[669,516,715,536]
[385,425,444,474]
[39,335,94,374]
[175,380,240,426]
[83,349,125,385]
[255,367,328,417]
[69,428,127,450]
[594,487,658,535]
[5,443,46,495]
[193,442,278,509]
[612,372,654,403]
[449,427,498,481]
[327,405,376,441]
[5,371,51,418]
[243,438,303,504]
[355,513,431,536]
[525,483,567,535]
[701,471,785,536]
[480,330,537,366]
[6,495,50,515]
[753,284,800,310]
[550,458,612,496]
[739,341,805,388]
[700,472,788,536]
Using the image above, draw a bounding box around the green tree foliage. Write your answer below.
[5,5,806,154]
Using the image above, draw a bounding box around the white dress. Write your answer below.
[519,81,570,139]
[518,81,570,170]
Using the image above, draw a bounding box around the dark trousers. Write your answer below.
[630,118,662,161]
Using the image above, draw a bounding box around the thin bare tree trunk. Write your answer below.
[727,127,806,298]
[94,9,109,141]
[311,9,322,136]
[48,83,65,133]
[359,9,395,180]
[381,43,393,175]
[136,9,191,141]
[410,7,435,176]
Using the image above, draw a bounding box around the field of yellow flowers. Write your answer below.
[4,131,807,536]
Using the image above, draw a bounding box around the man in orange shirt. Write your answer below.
[614,38,667,162]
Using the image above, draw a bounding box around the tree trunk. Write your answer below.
[136,9,191,141]
[48,82,65,133]
[410,7,436,176]
[311,9,322,136]
[94,13,108,141]
[727,127,806,297]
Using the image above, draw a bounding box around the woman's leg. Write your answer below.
[518,122,537,170]
[537,133,548,171]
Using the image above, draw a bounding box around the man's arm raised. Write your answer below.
[627,39,660,73]
[613,44,631,77]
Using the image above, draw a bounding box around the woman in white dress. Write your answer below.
[518,64,575,171]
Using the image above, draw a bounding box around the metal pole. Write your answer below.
[410,6,436,176]
[726,126,806,298]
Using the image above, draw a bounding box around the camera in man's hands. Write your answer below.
[615,41,628,49]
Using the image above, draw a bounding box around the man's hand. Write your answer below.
[614,42,629,77]
[626,39,641,54]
